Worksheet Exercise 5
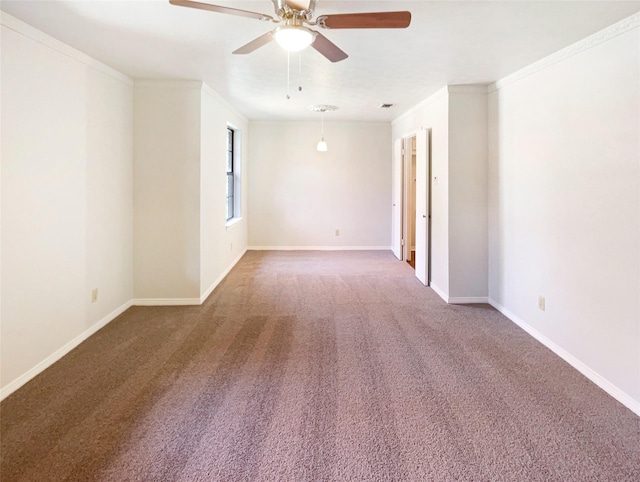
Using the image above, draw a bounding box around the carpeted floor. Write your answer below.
[1,250,639,481]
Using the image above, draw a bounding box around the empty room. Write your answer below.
[1,1,639,480]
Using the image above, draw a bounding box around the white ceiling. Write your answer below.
[2,0,639,121]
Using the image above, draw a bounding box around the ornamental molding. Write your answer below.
[489,13,639,92]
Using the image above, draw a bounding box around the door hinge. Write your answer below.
[401,239,405,246]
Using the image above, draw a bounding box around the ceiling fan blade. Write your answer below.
[311,32,348,63]
[316,11,411,29]
[232,32,274,55]
[169,0,276,22]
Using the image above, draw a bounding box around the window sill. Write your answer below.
[226,217,243,230]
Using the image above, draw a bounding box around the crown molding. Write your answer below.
[489,12,639,92]
[134,80,202,90]
[202,82,250,125]
[392,86,449,126]
[1,12,133,86]
[393,84,491,125]
[447,84,490,94]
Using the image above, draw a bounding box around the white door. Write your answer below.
[391,139,403,260]
[414,129,430,285]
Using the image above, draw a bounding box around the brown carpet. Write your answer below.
[1,250,639,481]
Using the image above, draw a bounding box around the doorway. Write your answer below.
[404,136,417,268]
[392,129,431,286]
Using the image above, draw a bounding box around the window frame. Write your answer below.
[226,126,235,222]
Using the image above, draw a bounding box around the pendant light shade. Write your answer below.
[317,138,328,152]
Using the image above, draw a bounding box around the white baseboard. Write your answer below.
[199,248,247,303]
[248,246,391,251]
[0,300,133,401]
[429,284,488,305]
[449,296,489,304]
[1,251,252,400]
[429,283,449,303]
[489,299,640,417]
[132,249,248,307]
[132,298,202,306]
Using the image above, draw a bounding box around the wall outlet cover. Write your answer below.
[538,295,545,311]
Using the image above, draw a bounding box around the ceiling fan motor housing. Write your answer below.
[273,0,316,21]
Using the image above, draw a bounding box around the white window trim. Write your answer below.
[226,217,243,230]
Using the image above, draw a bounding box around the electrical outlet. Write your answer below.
[538,295,545,312]
[92,288,98,303]
[335,229,340,236]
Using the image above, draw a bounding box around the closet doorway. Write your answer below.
[392,129,431,286]
[404,136,417,268]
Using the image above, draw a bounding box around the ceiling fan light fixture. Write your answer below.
[273,26,316,52]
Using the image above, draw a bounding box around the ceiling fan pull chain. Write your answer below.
[286,51,291,100]
[298,52,303,92]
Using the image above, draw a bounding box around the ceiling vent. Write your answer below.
[378,103,394,109]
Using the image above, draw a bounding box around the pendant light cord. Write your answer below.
[298,53,303,92]
[286,51,291,100]
[286,52,304,98]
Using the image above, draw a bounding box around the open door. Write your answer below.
[391,139,403,260]
[414,128,430,285]
[403,137,416,264]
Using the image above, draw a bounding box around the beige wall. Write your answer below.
[133,81,249,303]
[1,15,133,395]
[392,14,639,414]
[133,81,202,300]
[488,20,640,409]
[248,121,391,249]
[392,87,489,302]
[448,89,489,300]
[1,16,250,397]
[200,85,249,298]
[392,89,450,298]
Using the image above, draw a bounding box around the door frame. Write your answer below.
[393,129,431,285]
[414,128,431,286]
[391,139,403,260]
[402,135,416,262]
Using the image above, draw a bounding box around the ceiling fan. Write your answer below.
[169,0,411,62]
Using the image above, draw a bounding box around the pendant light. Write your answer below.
[317,112,328,151]
[308,105,338,152]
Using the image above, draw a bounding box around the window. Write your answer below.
[225,125,242,224]
[226,127,235,221]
